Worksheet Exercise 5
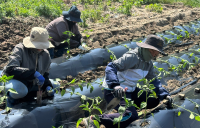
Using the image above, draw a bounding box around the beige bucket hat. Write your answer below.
[23,27,54,49]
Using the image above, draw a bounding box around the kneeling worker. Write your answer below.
[1,27,60,105]
[46,5,88,59]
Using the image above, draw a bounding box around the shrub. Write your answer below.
[145,3,163,13]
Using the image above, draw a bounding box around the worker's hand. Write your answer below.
[34,71,45,86]
[166,95,173,108]
[113,86,127,99]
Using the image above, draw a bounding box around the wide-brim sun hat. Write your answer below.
[23,27,54,49]
[62,5,83,22]
[136,35,165,54]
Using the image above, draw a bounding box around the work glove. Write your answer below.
[34,71,45,87]
[46,86,55,97]
[113,86,125,99]
[166,95,173,108]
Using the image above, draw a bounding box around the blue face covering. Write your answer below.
[141,48,154,62]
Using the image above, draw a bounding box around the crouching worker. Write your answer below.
[1,27,60,105]
[46,5,88,59]
[83,35,172,128]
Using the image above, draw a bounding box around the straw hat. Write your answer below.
[23,27,54,49]
[136,35,165,54]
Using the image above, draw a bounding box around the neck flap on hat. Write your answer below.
[140,48,154,62]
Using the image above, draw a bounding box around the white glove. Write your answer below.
[78,45,87,50]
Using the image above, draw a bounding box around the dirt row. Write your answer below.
[1,4,200,69]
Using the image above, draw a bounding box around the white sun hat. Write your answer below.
[23,27,54,49]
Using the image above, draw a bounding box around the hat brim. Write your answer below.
[23,37,54,49]
[65,15,83,22]
[136,42,165,54]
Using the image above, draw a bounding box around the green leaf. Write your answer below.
[52,126,55,128]
[6,75,14,81]
[149,84,155,90]
[79,104,86,107]
[75,92,81,96]
[78,84,83,91]
[133,103,140,109]
[87,83,91,89]
[76,118,83,128]
[152,91,157,98]
[90,86,94,93]
[138,111,143,116]
[110,55,113,60]
[178,111,181,116]
[83,108,89,111]
[67,50,70,54]
[140,102,147,109]
[8,88,18,94]
[6,107,11,112]
[190,113,195,119]
[94,107,102,114]
[56,90,59,94]
[138,78,146,82]
[118,106,126,115]
[0,97,5,103]
[70,79,76,84]
[137,90,143,98]
[61,89,66,96]
[71,86,75,93]
[93,120,100,128]
[94,115,101,122]
[151,113,154,118]
[113,115,123,125]
[195,116,200,121]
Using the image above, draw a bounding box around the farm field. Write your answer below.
[1,0,200,128]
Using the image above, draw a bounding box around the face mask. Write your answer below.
[141,48,154,62]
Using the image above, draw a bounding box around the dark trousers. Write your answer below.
[99,87,160,128]
[48,36,81,59]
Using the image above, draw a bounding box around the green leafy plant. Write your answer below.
[173,98,200,122]
[62,31,75,58]
[120,44,132,51]
[136,77,158,120]
[113,94,136,128]
[0,75,17,113]
[134,0,143,7]
[153,66,170,77]
[106,47,117,61]
[117,0,134,15]
[177,34,183,40]
[185,31,190,38]
[0,0,68,19]
[145,3,163,13]
[77,95,103,128]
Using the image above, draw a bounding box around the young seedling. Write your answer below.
[184,31,190,38]
[173,98,200,122]
[77,95,103,128]
[120,44,132,51]
[0,75,17,113]
[106,47,117,61]
[62,31,75,59]
[136,77,159,121]
[113,94,136,128]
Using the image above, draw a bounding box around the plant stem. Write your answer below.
[173,103,200,116]
[145,90,147,120]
